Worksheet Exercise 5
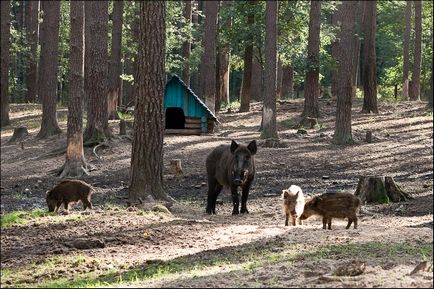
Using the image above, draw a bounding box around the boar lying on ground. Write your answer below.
[281,185,305,226]
[300,192,361,229]
[46,179,94,214]
[206,140,257,215]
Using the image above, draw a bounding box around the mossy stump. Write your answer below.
[354,176,413,204]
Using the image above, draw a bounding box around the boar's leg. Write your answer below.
[322,217,328,229]
[206,178,219,214]
[346,218,353,229]
[64,202,70,214]
[212,183,223,214]
[327,218,332,230]
[291,215,296,226]
[83,198,93,210]
[231,185,240,215]
[285,214,289,226]
[298,218,302,225]
[240,184,250,214]
[55,201,62,213]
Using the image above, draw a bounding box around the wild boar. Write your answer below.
[46,179,94,214]
[300,192,361,229]
[206,140,257,215]
[281,185,305,226]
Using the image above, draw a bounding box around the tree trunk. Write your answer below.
[409,0,422,101]
[216,0,231,110]
[330,4,340,100]
[84,1,110,144]
[129,1,170,204]
[361,0,378,114]
[1,0,11,127]
[276,59,283,100]
[200,0,218,114]
[107,0,123,120]
[351,1,363,97]
[260,1,278,140]
[281,65,293,99]
[402,0,411,100]
[251,52,263,101]
[59,1,88,178]
[182,0,192,86]
[25,0,39,103]
[333,1,357,145]
[239,5,255,113]
[302,0,321,119]
[355,176,413,204]
[37,1,62,138]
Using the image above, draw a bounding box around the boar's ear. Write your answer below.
[230,140,238,154]
[281,190,289,199]
[247,140,257,155]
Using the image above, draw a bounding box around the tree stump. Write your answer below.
[170,159,183,176]
[7,127,29,144]
[298,117,318,129]
[354,176,413,204]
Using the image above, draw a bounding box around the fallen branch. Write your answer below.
[93,141,109,161]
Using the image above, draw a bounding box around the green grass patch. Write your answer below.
[1,209,49,228]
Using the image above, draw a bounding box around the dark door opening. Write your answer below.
[165,107,185,129]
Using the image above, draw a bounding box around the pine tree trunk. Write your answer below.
[409,0,422,101]
[25,0,39,103]
[37,1,62,138]
[217,0,231,109]
[1,0,11,127]
[361,0,378,114]
[84,1,109,143]
[60,1,88,178]
[281,65,293,99]
[261,1,278,140]
[333,1,357,145]
[182,0,192,86]
[251,52,263,101]
[239,43,254,112]
[276,59,283,100]
[402,0,411,100]
[129,1,169,203]
[107,0,123,120]
[302,0,321,119]
[351,1,363,97]
[200,0,218,114]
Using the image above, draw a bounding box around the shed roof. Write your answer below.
[166,74,218,121]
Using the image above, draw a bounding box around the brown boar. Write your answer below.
[300,192,361,229]
[206,140,257,215]
[281,185,305,226]
[46,180,94,214]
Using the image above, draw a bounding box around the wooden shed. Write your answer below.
[164,74,218,135]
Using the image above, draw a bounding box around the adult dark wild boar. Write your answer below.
[46,179,94,214]
[206,140,257,215]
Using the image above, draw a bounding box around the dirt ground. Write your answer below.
[1,98,433,288]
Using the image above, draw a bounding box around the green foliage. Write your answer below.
[0,209,49,228]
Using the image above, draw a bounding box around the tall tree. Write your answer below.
[200,0,219,114]
[409,0,422,101]
[25,0,39,103]
[216,0,231,111]
[239,2,255,113]
[129,1,170,203]
[301,0,321,120]
[260,1,278,140]
[84,1,109,143]
[333,1,357,145]
[276,59,283,100]
[59,1,88,178]
[351,1,364,97]
[182,0,192,86]
[107,0,123,120]
[330,4,341,99]
[36,1,62,138]
[1,0,11,127]
[402,0,412,100]
[361,0,378,113]
[281,65,294,99]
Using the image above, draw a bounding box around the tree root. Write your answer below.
[93,141,109,161]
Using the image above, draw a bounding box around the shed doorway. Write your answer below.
[165,107,185,129]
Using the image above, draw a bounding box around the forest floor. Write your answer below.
[0,98,433,288]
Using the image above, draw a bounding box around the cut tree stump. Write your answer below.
[354,176,413,204]
[7,127,29,144]
[170,159,183,176]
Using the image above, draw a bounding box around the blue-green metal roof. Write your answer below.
[164,74,218,121]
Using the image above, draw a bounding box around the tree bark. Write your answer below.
[37,1,62,138]
[409,0,422,101]
[1,0,11,127]
[59,1,88,178]
[302,0,321,119]
[361,0,378,114]
[251,52,263,101]
[107,0,123,120]
[260,1,278,140]
[351,1,363,97]
[402,0,411,100]
[129,1,170,204]
[330,3,341,100]
[200,0,218,114]
[276,59,283,100]
[182,0,192,86]
[355,176,413,204]
[281,65,293,99]
[216,0,231,111]
[333,1,357,145]
[84,1,110,143]
[239,4,255,112]
[25,0,39,103]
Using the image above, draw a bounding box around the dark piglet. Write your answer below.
[206,140,257,215]
[300,192,361,229]
[46,179,94,214]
